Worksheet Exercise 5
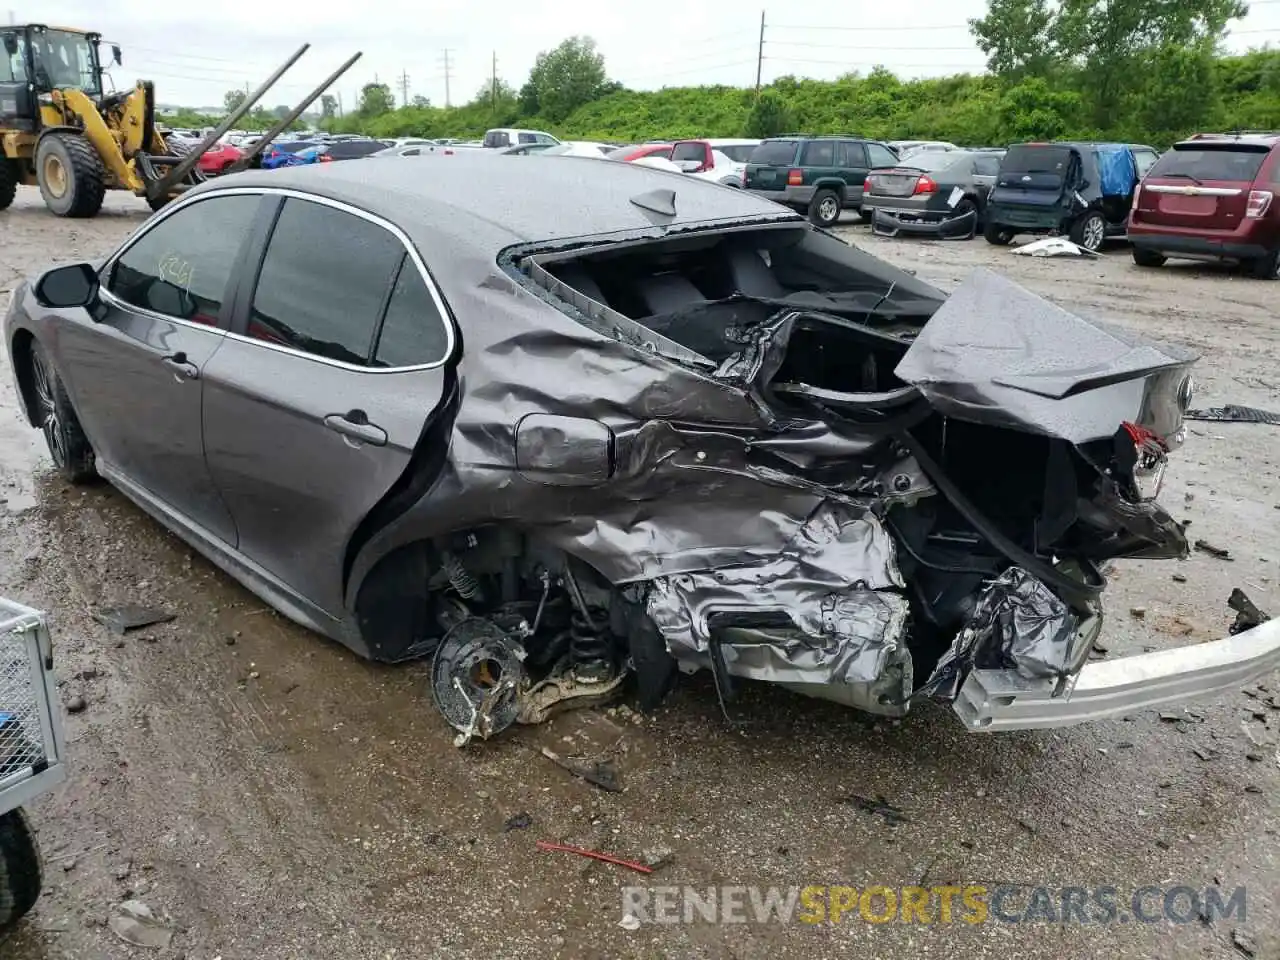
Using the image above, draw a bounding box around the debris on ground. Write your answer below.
[1185,405,1280,426]
[1172,573,1188,583]
[838,794,909,826]
[1194,540,1233,560]
[1231,927,1258,957]
[1228,589,1272,635]
[108,900,173,949]
[1130,606,1147,619]
[540,746,623,792]
[535,840,653,874]
[1011,237,1099,258]
[65,694,87,714]
[503,812,533,832]
[641,845,675,870]
[619,913,642,931]
[92,604,175,635]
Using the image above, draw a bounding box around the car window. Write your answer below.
[107,194,261,326]
[974,155,1002,176]
[720,144,756,163]
[1002,145,1074,175]
[247,199,404,366]
[534,133,556,145]
[518,132,537,144]
[1133,149,1158,176]
[671,142,706,163]
[750,140,799,164]
[483,131,509,148]
[372,257,450,367]
[839,141,867,168]
[401,147,420,156]
[864,143,897,168]
[1,31,29,82]
[1151,145,1269,182]
[802,140,835,166]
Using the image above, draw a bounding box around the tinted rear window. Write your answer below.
[671,142,706,162]
[1002,145,1074,175]
[750,140,799,164]
[483,131,509,148]
[893,151,974,173]
[1151,146,1269,182]
[720,144,756,162]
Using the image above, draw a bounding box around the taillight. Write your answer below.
[1246,189,1273,218]
[1115,422,1170,501]
[786,168,803,186]
[740,167,747,187]
[863,176,873,193]
[319,154,333,163]
[913,175,938,195]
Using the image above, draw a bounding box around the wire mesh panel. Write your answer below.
[0,597,65,815]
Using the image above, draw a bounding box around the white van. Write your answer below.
[482,128,561,149]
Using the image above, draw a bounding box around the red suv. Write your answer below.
[1128,134,1280,278]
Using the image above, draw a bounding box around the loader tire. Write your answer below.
[0,809,42,933]
[146,140,201,212]
[35,133,106,219]
[0,159,16,211]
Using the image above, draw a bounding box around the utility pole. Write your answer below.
[336,90,344,117]
[491,50,497,114]
[398,69,410,106]
[438,49,453,108]
[755,10,766,95]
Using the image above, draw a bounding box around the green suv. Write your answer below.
[743,135,900,226]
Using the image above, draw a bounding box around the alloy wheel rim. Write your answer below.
[819,197,838,221]
[31,354,66,466]
[1084,216,1104,251]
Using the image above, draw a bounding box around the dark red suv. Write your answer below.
[1128,134,1280,278]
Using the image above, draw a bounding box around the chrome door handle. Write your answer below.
[323,410,387,447]
[161,351,199,380]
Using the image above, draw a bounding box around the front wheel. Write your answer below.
[1070,211,1107,253]
[0,809,42,933]
[35,133,106,218]
[0,159,17,211]
[808,188,843,227]
[983,221,1014,245]
[29,341,96,484]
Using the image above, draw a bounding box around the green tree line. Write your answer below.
[162,6,1280,150]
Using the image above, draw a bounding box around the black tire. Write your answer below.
[1069,211,1107,253]
[1247,248,1280,279]
[29,341,96,484]
[0,159,16,211]
[952,198,979,238]
[1132,246,1166,268]
[808,188,843,227]
[35,133,105,219]
[983,220,1014,245]
[0,809,42,933]
[857,208,873,224]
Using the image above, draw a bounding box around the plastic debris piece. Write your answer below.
[503,812,533,832]
[535,840,653,874]
[540,746,623,792]
[1185,405,1280,425]
[1228,589,1272,636]
[1010,237,1099,258]
[108,900,173,949]
[1194,540,1232,560]
[92,605,175,635]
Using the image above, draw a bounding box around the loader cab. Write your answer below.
[0,24,102,127]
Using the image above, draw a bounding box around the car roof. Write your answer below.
[1177,133,1280,148]
[189,153,801,253]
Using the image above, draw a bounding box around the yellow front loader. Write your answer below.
[0,26,359,218]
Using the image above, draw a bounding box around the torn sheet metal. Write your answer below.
[894,268,1197,443]
[645,506,909,693]
[1011,237,1098,258]
[919,566,1084,702]
[871,207,977,241]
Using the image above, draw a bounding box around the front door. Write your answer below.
[202,195,453,617]
[53,193,265,545]
[0,29,34,130]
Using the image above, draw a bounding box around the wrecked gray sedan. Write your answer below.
[7,155,1280,742]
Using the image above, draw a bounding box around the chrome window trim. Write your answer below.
[98,186,457,374]
[1143,185,1243,197]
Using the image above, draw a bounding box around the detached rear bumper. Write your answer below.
[953,615,1280,731]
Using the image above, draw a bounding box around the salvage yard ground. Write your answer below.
[2,186,1279,960]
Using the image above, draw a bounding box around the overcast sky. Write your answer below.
[23,0,1280,112]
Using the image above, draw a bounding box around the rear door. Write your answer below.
[201,195,454,618]
[743,139,799,193]
[1131,143,1269,230]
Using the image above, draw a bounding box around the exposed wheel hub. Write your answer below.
[40,154,68,199]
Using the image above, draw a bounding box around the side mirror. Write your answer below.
[33,263,99,309]
[515,414,615,486]
[112,45,122,66]
[2,35,17,57]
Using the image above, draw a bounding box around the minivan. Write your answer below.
[1128,134,1280,278]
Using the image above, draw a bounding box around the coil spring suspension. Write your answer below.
[569,607,611,667]
[442,551,481,600]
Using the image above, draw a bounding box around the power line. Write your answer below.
[770,22,973,32]
[767,40,979,51]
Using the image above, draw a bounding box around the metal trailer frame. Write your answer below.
[0,597,67,816]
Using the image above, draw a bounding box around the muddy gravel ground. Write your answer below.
[2,186,1280,960]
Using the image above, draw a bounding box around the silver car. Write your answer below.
[7,155,1279,743]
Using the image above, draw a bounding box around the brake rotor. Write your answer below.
[430,617,526,741]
